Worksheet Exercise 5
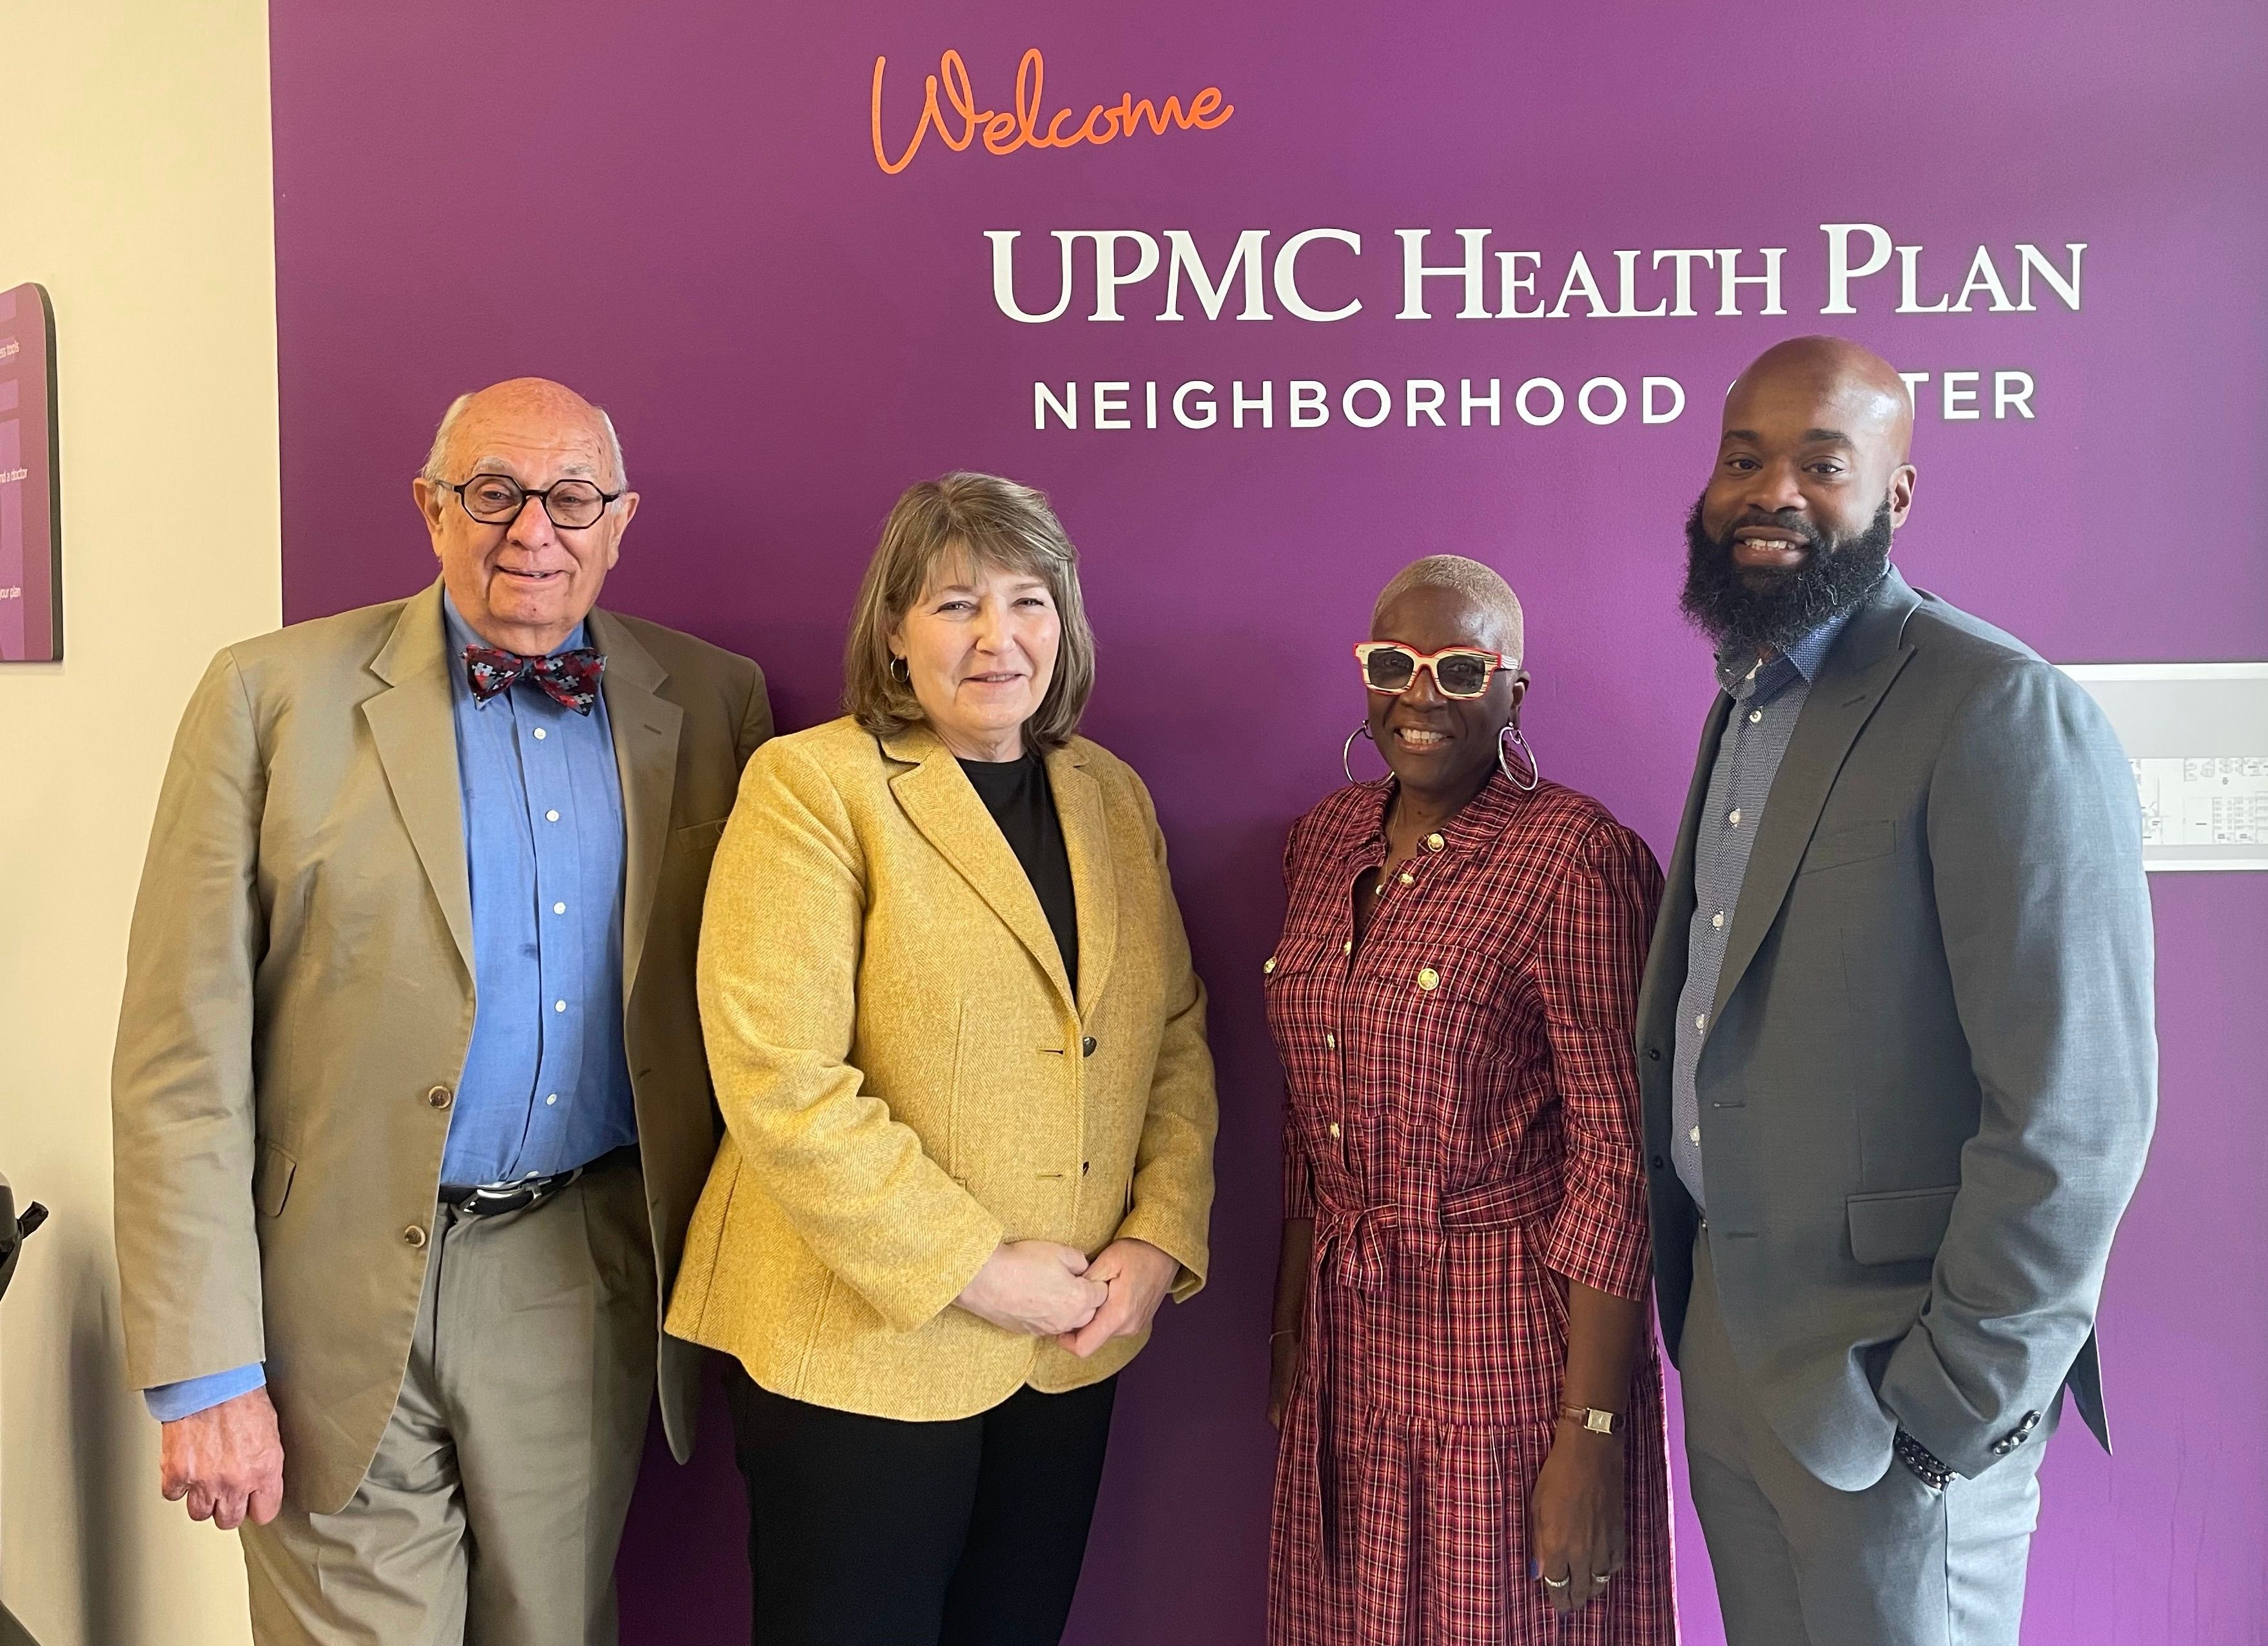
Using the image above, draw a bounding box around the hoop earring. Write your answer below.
[1498,723,1541,792]
[1342,724,1382,785]
[889,655,910,686]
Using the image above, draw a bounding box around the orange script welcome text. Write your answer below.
[872,48,1234,175]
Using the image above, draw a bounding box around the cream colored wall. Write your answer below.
[0,0,279,1641]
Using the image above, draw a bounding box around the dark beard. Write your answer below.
[1679,494,1894,656]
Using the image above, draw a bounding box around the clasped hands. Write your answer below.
[955,1237,1177,1357]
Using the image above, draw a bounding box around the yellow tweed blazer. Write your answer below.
[665,717,1217,1420]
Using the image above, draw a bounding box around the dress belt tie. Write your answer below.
[1306,1170,1565,1563]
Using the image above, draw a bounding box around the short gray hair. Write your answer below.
[1373,554,1526,663]
[418,392,629,490]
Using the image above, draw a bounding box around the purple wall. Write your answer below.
[267,2,2267,1639]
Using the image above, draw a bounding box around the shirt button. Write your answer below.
[553,902,567,915]
[1688,1126,1701,1144]
[1263,956,1276,975]
[1425,833,1444,852]
[1728,808,1742,826]
[425,1084,453,1110]
[1712,912,1724,929]
[545,809,560,823]
[1749,710,1763,724]
[554,999,567,1014]
[1342,940,1352,955]
[1324,1032,1336,1050]
[403,1226,428,1249]
[1328,1122,1342,1139]
[1417,966,1440,992]
[1398,871,1414,886]
[545,1093,558,1106]
[1694,1013,1708,1030]
[533,727,548,741]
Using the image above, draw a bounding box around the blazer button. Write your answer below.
[403,1226,428,1249]
[1082,1036,1098,1057]
[1650,1154,1665,1170]
[1647,1047,1661,1062]
[425,1084,453,1109]
[1081,1161,1090,1175]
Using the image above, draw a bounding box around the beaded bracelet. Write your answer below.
[1893,1427,1957,1491]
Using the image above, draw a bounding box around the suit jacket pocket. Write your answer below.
[1847,1184,1958,1265]
[672,816,728,852]
[1802,819,1897,875]
[253,1141,298,1219]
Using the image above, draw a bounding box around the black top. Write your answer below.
[959,752,1079,993]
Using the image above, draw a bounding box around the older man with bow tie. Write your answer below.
[112,377,770,1644]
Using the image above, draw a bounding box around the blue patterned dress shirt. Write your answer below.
[1670,609,1857,1211]
[145,592,636,1421]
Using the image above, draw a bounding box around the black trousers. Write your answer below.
[724,1364,1119,1646]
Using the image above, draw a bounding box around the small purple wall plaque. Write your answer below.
[0,281,60,662]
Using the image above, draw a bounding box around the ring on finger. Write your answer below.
[1541,1574,1570,1589]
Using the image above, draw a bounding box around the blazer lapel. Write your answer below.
[1047,742,1118,1019]
[885,727,1075,1011]
[361,581,474,977]
[1710,571,1922,1025]
[587,609,683,1001]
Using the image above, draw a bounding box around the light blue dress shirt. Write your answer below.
[1670,609,1857,1211]
[145,594,636,1422]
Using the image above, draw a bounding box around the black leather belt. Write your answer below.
[441,1166,581,1219]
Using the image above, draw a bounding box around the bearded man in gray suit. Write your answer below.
[1637,336,2156,1645]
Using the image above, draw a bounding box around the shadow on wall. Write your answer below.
[64,1243,143,1644]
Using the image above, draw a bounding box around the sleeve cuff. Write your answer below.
[144,1362,266,1423]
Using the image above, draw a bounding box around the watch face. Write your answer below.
[1585,1410,1616,1433]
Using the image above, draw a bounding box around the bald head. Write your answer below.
[1685,337,1917,656]
[412,376,640,658]
[1725,336,1913,462]
[422,377,627,492]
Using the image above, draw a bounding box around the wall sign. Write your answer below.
[2063,663,2268,871]
[0,282,59,663]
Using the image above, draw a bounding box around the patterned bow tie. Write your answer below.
[462,645,607,714]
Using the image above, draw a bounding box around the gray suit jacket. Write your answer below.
[1637,569,2155,1490]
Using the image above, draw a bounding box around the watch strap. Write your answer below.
[1558,1403,1622,1435]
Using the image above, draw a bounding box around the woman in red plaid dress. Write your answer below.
[1265,558,1674,1645]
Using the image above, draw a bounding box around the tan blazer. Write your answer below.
[665,717,1217,1420]
[112,579,770,1513]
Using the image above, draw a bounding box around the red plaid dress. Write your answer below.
[1265,772,1674,1646]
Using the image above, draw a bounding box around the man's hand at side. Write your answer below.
[160,1384,285,1529]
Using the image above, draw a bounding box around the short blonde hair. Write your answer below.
[844,473,1097,750]
[1373,554,1525,663]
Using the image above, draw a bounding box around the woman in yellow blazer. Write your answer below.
[667,471,1217,1646]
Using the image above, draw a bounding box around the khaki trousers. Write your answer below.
[1679,1231,2053,1646]
[240,1150,658,1646]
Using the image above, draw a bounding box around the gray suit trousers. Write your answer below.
[1681,1234,2054,1646]
[239,1150,658,1645]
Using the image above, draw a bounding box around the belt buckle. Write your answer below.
[460,1173,552,1218]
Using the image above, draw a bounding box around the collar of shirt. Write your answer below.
[441,588,590,705]
[1330,769,1528,871]
[1712,599,1864,702]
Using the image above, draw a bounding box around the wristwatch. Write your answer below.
[1558,1404,1622,1435]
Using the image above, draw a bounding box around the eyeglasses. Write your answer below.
[1354,642,1510,700]
[442,473,621,531]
